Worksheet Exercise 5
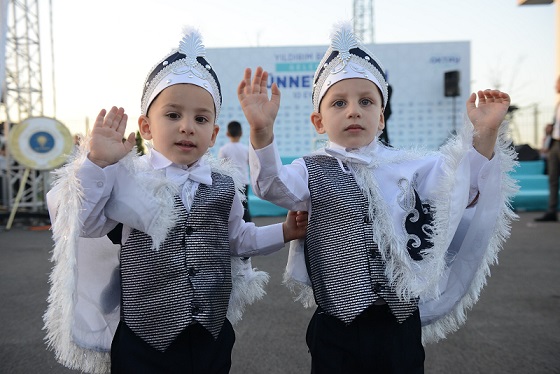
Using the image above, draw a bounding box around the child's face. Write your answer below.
[311,78,385,149]
[139,84,219,166]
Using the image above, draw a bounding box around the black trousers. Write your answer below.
[306,304,425,374]
[111,320,235,374]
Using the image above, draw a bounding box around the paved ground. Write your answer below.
[0,211,559,373]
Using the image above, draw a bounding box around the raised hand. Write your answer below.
[237,67,281,149]
[467,90,510,132]
[466,90,511,159]
[88,106,136,168]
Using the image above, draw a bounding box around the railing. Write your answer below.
[508,104,555,149]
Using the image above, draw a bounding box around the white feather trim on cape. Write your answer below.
[419,122,518,344]
[283,120,518,345]
[44,143,268,373]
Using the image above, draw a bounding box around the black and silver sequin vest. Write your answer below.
[304,155,418,324]
[120,172,234,351]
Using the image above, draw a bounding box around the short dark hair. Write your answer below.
[227,121,242,137]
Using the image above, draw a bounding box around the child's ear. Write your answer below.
[138,115,152,140]
[208,124,220,147]
[377,111,385,132]
[310,112,326,134]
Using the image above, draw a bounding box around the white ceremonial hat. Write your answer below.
[312,21,388,112]
[141,27,222,118]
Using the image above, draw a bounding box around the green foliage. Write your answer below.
[135,131,146,155]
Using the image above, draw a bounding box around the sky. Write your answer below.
[35,0,556,136]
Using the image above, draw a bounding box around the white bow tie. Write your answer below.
[166,164,213,186]
[325,147,373,166]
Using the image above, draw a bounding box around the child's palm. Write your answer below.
[88,107,135,167]
[467,90,510,132]
[238,67,281,132]
[240,90,280,131]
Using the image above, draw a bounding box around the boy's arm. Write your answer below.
[76,160,121,237]
[228,193,307,257]
[467,90,510,160]
[238,66,310,210]
[46,156,121,238]
[249,142,310,212]
[238,67,280,149]
[88,106,136,168]
[48,106,135,238]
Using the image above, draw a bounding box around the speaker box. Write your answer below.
[444,70,460,97]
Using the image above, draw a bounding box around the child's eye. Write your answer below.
[333,100,346,108]
[195,116,209,124]
[360,98,373,106]
[166,112,181,120]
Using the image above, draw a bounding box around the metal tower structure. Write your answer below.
[1,0,46,213]
[353,0,375,44]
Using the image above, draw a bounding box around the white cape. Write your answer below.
[43,145,269,373]
[283,122,518,345]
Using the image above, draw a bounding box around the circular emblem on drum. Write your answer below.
[8,117,73,170]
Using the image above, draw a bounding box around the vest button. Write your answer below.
[373,283,383,293]
[192,305,201,315]
[363,215,372,224]
[188,267,197,276]
[185,226,194,235]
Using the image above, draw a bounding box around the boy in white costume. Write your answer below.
[238,22,517,373]
[44,28,307,373]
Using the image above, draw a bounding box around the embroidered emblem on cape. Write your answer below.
[397,178,434,260]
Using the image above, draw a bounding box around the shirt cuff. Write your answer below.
[77,158,118,201]
[249,141,283,183]
[467,147,495,204]
[251,222,286,256]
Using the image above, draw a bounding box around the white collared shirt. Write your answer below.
[149,150,208,210]
[75,150,284,257]
[249,139,492,218]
